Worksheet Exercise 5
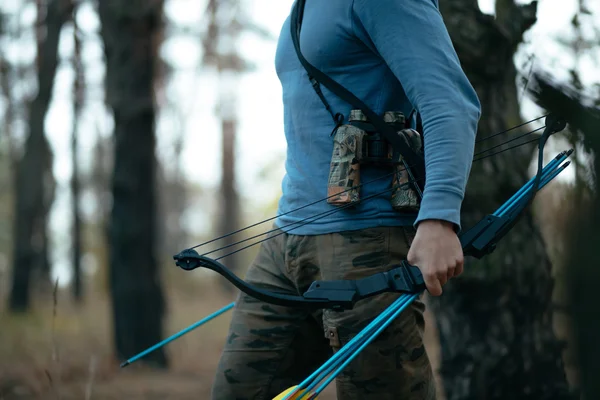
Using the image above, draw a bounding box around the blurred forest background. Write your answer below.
[0,0,599,399]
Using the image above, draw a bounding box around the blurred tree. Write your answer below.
[203,0,244,290]
[528,71,600,400]
[98,0,168,367]
[0,12,14,285]
[85,130,112,293]
[71,3,84,302]
[88,130,113,231]
[156,155,188,259]
[9,0,72,312]
[201,0,271,292]
[426,1,573,398]
[154,45,188,262]
[0,14,16,170]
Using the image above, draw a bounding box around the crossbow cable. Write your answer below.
[175,114,567,311]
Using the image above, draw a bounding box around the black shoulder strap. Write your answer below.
[290,0,425,195]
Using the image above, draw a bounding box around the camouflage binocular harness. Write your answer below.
[327,109,423,212]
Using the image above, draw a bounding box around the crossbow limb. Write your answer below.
[175,250,425,311]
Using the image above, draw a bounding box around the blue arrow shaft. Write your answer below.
[121,302,235,367]
[540,162,570,189]
[292,294,415,398]
[313,294,420,396]
[494,152,567,216]
[494,154,561,216]
[501,161,570,218]
[499,159,569,218]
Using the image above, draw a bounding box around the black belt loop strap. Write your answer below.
[290,0,426,196]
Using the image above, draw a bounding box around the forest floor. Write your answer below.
[0,273,446,400]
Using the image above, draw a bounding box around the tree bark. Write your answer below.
[9,0,71,312]
[428,1,572,398]
[98,0,167,367]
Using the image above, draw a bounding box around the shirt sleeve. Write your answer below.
[352,0,482,231]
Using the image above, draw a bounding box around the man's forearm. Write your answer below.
[414,113,479,231]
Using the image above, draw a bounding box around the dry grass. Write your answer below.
[0,273,224,399]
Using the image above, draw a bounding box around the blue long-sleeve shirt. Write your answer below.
[274,0,481,234]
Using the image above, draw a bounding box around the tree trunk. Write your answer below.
[71,6,83,302]
[566,143,600,400]
[428,1,572,398]
[9,0,71,312]
[567,203,600,399]
[564,115,600,400]
[218,117,240,291]
[529,73,600,400]
[0,43,16,279]
[203,0,244,292]
[98,0,167,367]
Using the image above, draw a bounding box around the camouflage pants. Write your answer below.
[211,226,436,400]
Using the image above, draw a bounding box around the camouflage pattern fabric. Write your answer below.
[211,226,436,400]
[327,124,365,206]
[391,128,422,212]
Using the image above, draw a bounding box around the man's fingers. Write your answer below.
[455,254,465,276]
[446,267,456,280]
[424,272,443,296]
[437,271,448,287]
[454,261,464,277]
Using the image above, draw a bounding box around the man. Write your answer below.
[212,0,481,398]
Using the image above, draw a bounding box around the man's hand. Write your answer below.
[407,219,464,296]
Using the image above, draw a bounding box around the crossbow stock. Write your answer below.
[173,114,568,312]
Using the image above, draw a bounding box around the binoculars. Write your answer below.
[327,110,423,212]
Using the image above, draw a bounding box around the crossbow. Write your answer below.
[122,114,572,399]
